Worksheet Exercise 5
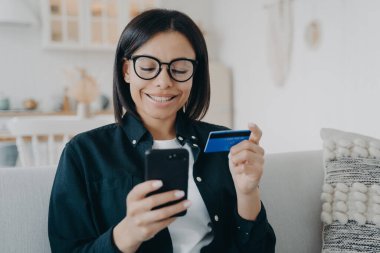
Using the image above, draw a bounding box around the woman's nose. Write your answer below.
[155,66,173,89]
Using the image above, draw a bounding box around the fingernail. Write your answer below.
[228,152,231,159]
[174,190,185,198]
[249,122,256,128]
[152,180,163,189]
[183,200,192,208]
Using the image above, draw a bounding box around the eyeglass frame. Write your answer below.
[127,55,198,83]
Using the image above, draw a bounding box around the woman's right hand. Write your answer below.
[113,180,191,253]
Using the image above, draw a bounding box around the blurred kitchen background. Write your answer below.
[1,0,380,167]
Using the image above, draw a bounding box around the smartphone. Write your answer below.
[144,148,189,217]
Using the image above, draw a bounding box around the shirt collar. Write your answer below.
[121,111,199,147]
[175,111,199,145]
[121,113,149,146]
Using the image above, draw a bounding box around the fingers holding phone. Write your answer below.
[113,148,190,251]
[128,180,191,222]
[113,180,191,252]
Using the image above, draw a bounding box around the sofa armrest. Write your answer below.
[0,166,56,253]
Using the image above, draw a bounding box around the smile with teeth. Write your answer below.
[147,94,176,103]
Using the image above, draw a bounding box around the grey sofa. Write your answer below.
[0,150,324,253]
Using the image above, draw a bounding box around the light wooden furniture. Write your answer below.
[0,110,113,142]
[6,115,114,166]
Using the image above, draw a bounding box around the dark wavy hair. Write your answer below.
[113,9,210,124]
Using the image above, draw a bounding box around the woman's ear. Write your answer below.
[123,60,131,83]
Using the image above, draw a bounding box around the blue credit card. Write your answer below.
[204,129,251,153]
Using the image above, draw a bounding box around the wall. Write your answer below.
[0,0,214,111]
[212,0,380,153]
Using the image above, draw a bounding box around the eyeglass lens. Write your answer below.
[134,56,195,82]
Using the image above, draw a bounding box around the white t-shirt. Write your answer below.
[152,139,213,253]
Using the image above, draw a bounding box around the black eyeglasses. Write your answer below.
[128,55,198,82]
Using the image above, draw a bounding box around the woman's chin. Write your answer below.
[141,108,178,121]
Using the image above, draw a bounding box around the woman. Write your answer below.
[48,9,276,253]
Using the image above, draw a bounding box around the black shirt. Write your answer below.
[48,112,276,253]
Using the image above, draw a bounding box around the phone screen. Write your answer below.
[144,148,189,216]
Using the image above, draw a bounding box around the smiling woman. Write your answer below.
[48,9,275,253]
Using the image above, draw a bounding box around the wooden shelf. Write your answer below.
[0,110,113,117]
[0,110,113,142]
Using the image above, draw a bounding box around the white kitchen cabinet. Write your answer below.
[41,0,160,50]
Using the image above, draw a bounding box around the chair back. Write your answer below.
[6,115,114,166]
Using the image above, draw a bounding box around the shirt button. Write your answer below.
[196,177,202,182]
[178,136,184,141]
[192,143,198,147]
[191,136,197,140]
[214,215,219,222]
[132,140,137,145]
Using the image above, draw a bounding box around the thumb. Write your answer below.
[248,123,262,145]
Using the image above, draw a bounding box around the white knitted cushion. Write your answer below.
[320,128,380,253]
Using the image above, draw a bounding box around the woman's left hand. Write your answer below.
[228,123,265,196]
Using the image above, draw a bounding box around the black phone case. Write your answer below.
[145,148,189,217]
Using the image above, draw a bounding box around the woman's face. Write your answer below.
[124,31,195,124]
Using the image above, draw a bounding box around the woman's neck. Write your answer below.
[142,116,176,140]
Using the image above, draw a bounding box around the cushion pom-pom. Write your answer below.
[334,201,348,212]
[351,146,369,158]
[321,192,333,203]
[354,201,367,213]
[372,195,380,204]
[353,138,368,148]
[333,211,348,224]
[371,184,380,195]
[373,215,380,226]
[369,140,380,149]
[336,183,349,193]
[352,212,366,225]
[323,140,336,151]
[322,202,332,212]
[334,191,348,201]
[323,150,336,161]
[336,147,350,157]
[322,183,334,193]
[321,211,333,224]
[352,182,368,193]
[352,191,367,202]
[373,204,380,214]
[369,147,380,159]
[337,139,353,149]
